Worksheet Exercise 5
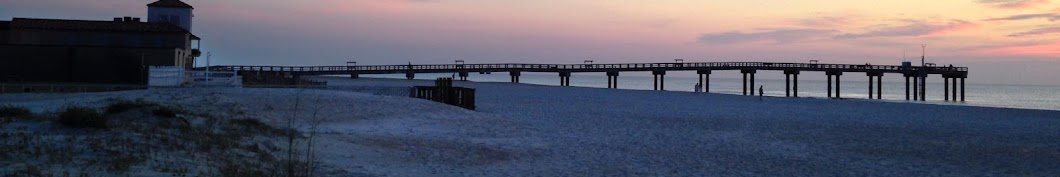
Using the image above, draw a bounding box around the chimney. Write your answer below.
[123,16,132,22]
[114,17,122,22]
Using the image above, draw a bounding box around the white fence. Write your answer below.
[148,66,241,87]
[148,66,184,87]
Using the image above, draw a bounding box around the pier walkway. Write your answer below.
[212,62,969,101]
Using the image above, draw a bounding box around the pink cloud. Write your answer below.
[970,42,1060,57]
[320,0,433,15]
[836,19,977,38]
[1008,27,1060,37]
[796,12,861,27]
[977,0,1050,9]
[698,29,838,44]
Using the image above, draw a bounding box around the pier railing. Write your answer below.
[205,61,968,103]
[211,62,968,73]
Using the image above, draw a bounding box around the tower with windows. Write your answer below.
[147,0,193,31]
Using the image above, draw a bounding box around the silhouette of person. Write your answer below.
[758,85,764,100]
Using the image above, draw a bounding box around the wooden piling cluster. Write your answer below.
[410,78,476,110]
[240,71,327,86]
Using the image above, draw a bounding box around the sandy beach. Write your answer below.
[2,77,1059,176]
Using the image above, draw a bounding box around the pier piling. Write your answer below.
[784,70,799,97]
[653,70,666,91]
[510,71,521,83]
[869,75,874,99]
[826,71,842,98]
[958,77,966,101]
[741,69,756,96]
[743,73,748,95]
[921,76,926,101]
[606,71,619,89]
[905,76,910,100]
[951,77,957,102]
[867,72,883,99]
[944,77,949,101]
[559,72,571,86]
[827,75,832,98]
[698,70,711,93]
[786,74,791,97]
[912,74,919,101]
[797,73,801,98]
[877,74,882,99]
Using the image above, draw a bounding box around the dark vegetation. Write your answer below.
[57,106,107,129]
[0,105,33,124]
[0,105,32,118]
[103,99,159,115]
[0,99,327,177]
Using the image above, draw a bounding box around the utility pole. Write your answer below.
[206,52,211,82]
[921,44,926,101]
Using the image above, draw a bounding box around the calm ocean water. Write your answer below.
[355,71,1060,111]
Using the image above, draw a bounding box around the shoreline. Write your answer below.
[315,76,1060,113]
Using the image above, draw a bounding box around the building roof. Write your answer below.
[147,0,193,9]
[9,18,199,39]
[11,18,181,32]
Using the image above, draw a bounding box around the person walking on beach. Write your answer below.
[758,85,764,101]
[694,83,701,93]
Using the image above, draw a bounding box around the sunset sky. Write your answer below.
[3,0,1060,85]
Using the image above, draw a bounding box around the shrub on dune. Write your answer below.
[57,106,108,129]
[104,99,158,115]
[0,105,32,117]
[0,105,34,123]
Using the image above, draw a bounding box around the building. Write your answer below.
[0,0,199,84]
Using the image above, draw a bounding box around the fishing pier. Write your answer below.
[213,62,969,101]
